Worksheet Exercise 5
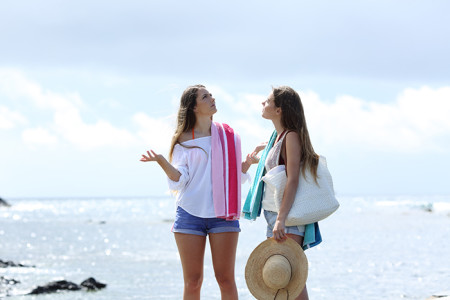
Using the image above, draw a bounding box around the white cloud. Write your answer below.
[22,127,58,146]
[0,68,82,111]
[397,86,450,137]
[2,68,450,155]
[218,86,450,154]
[208,86,270,144]
[173,85,450,154]
[301,86,450,152]
[53,111,138,150]
[0,106,27,129]
[133,112,175,154]
[210,85,265,117]
[0,68,140,150]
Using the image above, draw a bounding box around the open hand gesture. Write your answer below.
[140,150,162,163]
[245,152,260,165]
[253,141,268,155]
[245,142,268,165]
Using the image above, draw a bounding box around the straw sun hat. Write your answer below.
[245,238,308,300]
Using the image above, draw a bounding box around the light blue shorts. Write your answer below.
[172,206,241,236]
[264,210,305,238]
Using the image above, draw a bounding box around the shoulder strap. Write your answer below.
[275,130,287,144]
[272,131,287,166]
[278,130,295,170]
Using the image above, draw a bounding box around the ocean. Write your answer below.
[1,195,449,299]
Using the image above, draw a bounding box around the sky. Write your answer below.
[1,0,450,199]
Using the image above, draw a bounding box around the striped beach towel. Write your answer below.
[211,122,242,220]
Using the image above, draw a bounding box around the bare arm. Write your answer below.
[241,141,268,173]
[253,141,268,155]
[272,132,301,242]
[242,153,259,173]
[140,150,181,182]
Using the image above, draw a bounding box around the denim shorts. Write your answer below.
[172,206,241,236]
[264,210,305,238]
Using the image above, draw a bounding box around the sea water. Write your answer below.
[1,195,449,299]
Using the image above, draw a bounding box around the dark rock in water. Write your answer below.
[1,276,20,298]
[0,276,20,285]
[0,197,11,207]
[86,219,107,225]
[27,278,106,295]
[80,277,107,291]
[28,280,81,295]
[426,291,450,299]
[0,259,34,268]
[427,296,450,299]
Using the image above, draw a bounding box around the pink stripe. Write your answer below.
[211,123,226,217]
[218,123,228,217]
[223,124,238,219]
[235,133,242,218]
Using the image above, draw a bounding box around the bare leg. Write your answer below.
[287,234,309,300]
[174,233,207,300]
[209,232,239,300]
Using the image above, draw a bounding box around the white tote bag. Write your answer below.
[261,156,339,226]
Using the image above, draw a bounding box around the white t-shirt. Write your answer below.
[167,136,250,218]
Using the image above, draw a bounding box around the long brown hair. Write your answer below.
[168,84,205,162]
[273,86,319,181]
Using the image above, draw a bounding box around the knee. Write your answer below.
[185,274,203,293]
[214,272,236,290]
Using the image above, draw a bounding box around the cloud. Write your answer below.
[208,85,271,143]
[2,68,450,155]
[0,68,139,150]
[0,106,27,129]
[54,113,138,150]
[210,85,450,154]
[133,112,175,154]
[22,127,58,146]
[172,84,450,155]
[397,87,450,137]
[300,86,450,153]
[2,1,449,83]
[0,68,188,153]
[209,85,265,116]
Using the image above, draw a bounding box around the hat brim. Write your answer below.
[245,238,308,300]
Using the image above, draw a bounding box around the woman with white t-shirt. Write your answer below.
[140,84,256,300]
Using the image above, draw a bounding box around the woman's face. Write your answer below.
[194,88,217,116]
[261,92,280,120]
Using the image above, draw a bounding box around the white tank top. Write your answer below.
[262,132,287,212]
